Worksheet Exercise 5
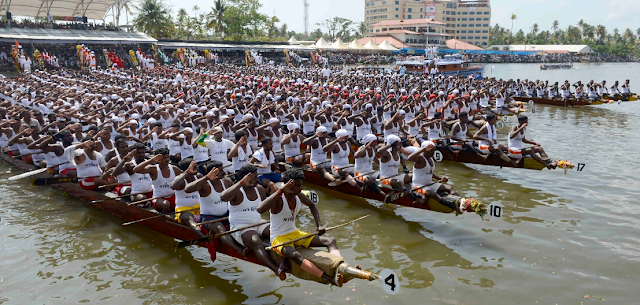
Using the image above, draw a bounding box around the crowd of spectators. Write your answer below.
[467,52,638,63]
[0,20,118,31]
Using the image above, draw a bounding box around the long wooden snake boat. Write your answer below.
[0,151,378,286]
[279,163,460,214]
[512,96,604,107]
[435,146,547,170]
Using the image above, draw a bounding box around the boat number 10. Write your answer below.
[489,205,502,217]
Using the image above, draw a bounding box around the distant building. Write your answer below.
[364,0,491,48]
[366,19,448,48]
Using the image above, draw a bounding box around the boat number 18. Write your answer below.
[379,269,400,295]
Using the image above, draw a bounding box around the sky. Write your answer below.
[163,0,640,34]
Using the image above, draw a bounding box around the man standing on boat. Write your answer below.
[257,168,347,287]
[220,165,285,281]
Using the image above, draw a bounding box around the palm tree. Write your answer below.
[357,21,367,38]
[206,0,226,37]
[510,14,517,45]
[177,8,188,36]
[192,5,200,19]
[279,23,288,38]
[530,23,539,36]
[596,25,607,42]
[623,29,636,44]
[551,20,559,33]
[132,0,173,38]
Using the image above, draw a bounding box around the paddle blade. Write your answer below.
[8,167,48,181]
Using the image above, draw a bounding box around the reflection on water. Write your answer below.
[2,63,640,304]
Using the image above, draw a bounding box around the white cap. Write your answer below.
[183,127,194,134]
[397,110,406,115]
[421,141,436,148]
[206,111,214,117]
[211,127,223,134]
[316,126,328,133]
[386,134,401,145]
[287,123,300,131]
[268,118,279,124]
[335,129,349,138]
[361,134,377,144]
[148,118,157,124]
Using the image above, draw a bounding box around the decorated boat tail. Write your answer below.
[0,152,378,287]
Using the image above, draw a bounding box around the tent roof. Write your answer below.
[445,39,483,50]
[363,39,381,50]
[0,28,156,44]
[330,38,349,50]
[378,39,399,51]
[288,36,300,45]
[349,39,367,50]
[314,37,332,49]
[0,0,116,20]
[357,36,409,49]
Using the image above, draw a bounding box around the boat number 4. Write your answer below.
[379,268,400,295]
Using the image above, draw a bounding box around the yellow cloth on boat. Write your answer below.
[270,247,344,284]
[175,204,200,223]
[271,230,315,257]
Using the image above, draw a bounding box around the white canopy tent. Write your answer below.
[348,39,367,50]
[288,36,300,45]
[363,40,382,51]
[329,38,349,50]
[0,0,116,20]
[378,40,399,51]
[314,37,332,49]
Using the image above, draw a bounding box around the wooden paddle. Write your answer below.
[195,216,229,227]
[122,207,200,226]
[8,167,49,181]
[86,191,152,203]
[174,220,270,249]
[265,215,369,251]
[328,170,376,187]
[98,181,131,189]
[6,160,70,181]
[126,195,165,206]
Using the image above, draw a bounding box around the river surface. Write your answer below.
[1,62,640,304]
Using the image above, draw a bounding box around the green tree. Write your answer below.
[132,0,173,38]
[206,0,227,37]
[551,20,559,32]
[509,14,517,45]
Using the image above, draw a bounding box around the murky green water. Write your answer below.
[2,62,640,304]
